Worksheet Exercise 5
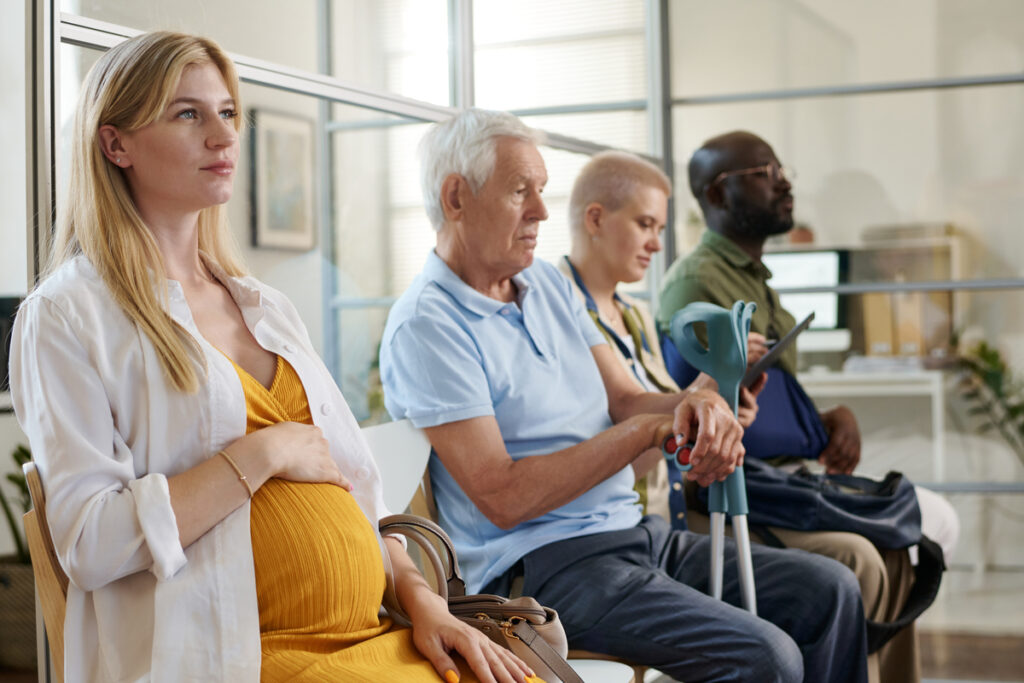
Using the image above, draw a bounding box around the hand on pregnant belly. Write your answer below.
[242,421,353,490]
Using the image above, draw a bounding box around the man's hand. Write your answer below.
[674,388,745,487]
[819,405,860,474]
[746,332,770,367]
[736,371,767,427]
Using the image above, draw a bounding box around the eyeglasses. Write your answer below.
[708,163,795,189]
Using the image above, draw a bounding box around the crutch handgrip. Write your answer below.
[662,436,695,471]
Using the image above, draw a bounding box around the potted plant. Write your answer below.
[956,341,1024,468]
[0,444,37,671]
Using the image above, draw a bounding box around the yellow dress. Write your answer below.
[232,354,476,682]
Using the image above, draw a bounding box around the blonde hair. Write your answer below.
[47,31,246,393]
[568,150,671,240]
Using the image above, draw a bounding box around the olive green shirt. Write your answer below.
[657,229,798,376]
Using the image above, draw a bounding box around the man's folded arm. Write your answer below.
[423,414,666,530]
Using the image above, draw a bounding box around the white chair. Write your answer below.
[362,419,639,683]
[362,418,433,515]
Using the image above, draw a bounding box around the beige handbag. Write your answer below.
[380,514,583,683]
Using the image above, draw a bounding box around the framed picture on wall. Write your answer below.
[250,109,316,250]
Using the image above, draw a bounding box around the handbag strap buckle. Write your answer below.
[502,616,526,641]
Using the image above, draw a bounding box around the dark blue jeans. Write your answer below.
[491,515,868,683]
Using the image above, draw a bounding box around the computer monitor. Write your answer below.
[761,249,850,352]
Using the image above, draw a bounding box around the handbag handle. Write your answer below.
[380,513,467,598]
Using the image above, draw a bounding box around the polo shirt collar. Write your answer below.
[700,229,773,280]
[424,250,531,317]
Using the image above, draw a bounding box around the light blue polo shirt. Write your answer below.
[380,251,642,592]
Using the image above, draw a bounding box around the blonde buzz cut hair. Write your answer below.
[568,150,671,238]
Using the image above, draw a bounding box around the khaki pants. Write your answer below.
[685,509,918,683]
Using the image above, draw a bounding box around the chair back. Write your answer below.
[22,461,67,683]
[362,419,434,516]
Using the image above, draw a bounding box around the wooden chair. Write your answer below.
[22,461,68,683]
[362,419,645,683]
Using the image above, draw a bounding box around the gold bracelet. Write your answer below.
[217,450,254,498]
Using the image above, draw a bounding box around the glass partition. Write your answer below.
[62,0,453,105]
[56,44,104,221]
[671,85,1024,283]
[521,111,649,154]
[670,0,1024,98]
[64,0,321,72]
[473,0,646,110]
[331,0,451,106]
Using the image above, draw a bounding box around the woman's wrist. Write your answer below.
[221,441,275,491]
[401,583,449,624]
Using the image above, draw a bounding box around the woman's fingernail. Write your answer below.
[444,669,459,683]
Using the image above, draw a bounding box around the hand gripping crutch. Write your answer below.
[662,300,758,615]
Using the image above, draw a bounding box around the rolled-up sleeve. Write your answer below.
[127,474,187,580]
[10,296,187,591]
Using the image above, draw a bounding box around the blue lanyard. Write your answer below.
[564,256,652,360]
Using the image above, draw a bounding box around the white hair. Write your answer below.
[418,108,545,231]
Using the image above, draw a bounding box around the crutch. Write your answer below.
[662,300,758,615]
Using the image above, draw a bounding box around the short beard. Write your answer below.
[729,197,793,241]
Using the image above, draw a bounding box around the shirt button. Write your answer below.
[355,467,371,481]
[501,308,510,315]
[672,482,682,491]
[283,343,296,353]
[676,512,685,520]
[320,403,333,416]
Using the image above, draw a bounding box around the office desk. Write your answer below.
[797,370,946,481]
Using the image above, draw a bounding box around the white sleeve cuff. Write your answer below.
[128,474,188,580]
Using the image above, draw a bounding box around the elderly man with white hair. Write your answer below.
[380,108,870,683]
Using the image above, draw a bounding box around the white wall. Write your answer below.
[1,0,28,296]
[0,0,29,558]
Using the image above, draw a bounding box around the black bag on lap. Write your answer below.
[734,458,922,549]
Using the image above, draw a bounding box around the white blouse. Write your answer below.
[10,255,392,683]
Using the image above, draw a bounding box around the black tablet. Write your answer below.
[742,311,815,387]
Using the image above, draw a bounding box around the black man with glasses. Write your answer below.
[656,130,961,683]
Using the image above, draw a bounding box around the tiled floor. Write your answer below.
[917,567,1024,682]
[919,567,1024,635]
